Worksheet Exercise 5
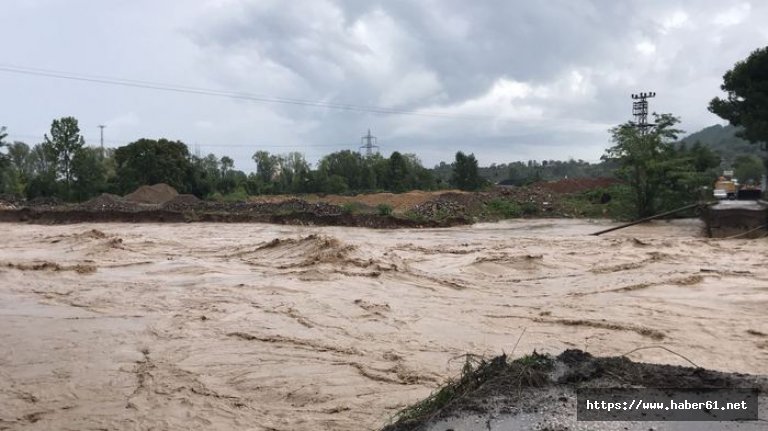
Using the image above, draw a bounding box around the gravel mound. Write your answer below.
[79,193,137,212]
[27,196,63,207]
[161,194,201,211]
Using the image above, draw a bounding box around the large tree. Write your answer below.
[603,113,684,217]
[318,150,364,191]
[450,151,483,191]
[71,147,107,201]
[709,46,768,145]
[44,117,85,193]
[252,150,278,184]
[387,151,410,192]
[114,138,192,193]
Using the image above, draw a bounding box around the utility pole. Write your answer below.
[98,125,106,158]
[359,129,379,156]
[630,92,655,135]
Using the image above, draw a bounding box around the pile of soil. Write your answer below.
[124,183,179,204]
[383,350,767,431]
[323,190,444,212]
[250,190,465,213]
[538,177,621,194]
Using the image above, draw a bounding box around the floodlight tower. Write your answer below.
[630,92,656,135]
[360,129,379,156]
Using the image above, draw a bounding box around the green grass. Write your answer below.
[561,184,636,220]
[377,203,394,216]
[341,201,364,215]
[485,198,522,218]
[402,210,427,223]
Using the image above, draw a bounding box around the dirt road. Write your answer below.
[0,220,766,430]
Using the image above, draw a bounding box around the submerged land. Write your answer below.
[0,220,766,430]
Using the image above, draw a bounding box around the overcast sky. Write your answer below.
[1,1,766,172]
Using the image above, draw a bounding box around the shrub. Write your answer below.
[486,198,522,218]
[377,203,393,216]
[341,201,363,214]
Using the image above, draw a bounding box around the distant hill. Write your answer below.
[680,124,763,160]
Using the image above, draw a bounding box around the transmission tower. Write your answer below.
[359,129,379,156]
[630,92,655,135]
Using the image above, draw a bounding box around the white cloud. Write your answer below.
[660,10,691,33]
[636,40,657,55]
[713,3,751,26]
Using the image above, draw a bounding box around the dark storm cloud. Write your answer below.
[194,1,642,108]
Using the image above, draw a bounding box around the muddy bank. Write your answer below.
[0,220,765,430]
[0,207,472,228]
[383,350,767,431]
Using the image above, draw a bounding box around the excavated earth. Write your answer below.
[0,219,766,430]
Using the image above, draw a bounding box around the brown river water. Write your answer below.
[0,219,766,430]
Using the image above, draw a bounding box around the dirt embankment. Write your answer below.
[0,207,471,228]
[0,180,623,227]
[383,350,767,431]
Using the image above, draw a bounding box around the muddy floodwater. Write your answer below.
[0,219,766,430]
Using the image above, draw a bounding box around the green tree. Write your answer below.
[602,113,684,217]
[687,141,721,172]
[403,153,436,190]
[7,142,32,179]
[279,152,310,193]
[44,117,85,194]
[2,141,35,196]
[114,138,192,194]
[326,174,349,194]
[0,126,7,161]
[318,150,364,191]
[0,126,14,194]
[252,150,278,184]
[71,147,107,201]
[733,154,765,183]
[387,151,409,192]
[217,156,238,195]
[450,151,483,191]
[709,46,768,145]
[25,142,61,198]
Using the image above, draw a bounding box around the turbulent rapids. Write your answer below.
[0,219,766,430]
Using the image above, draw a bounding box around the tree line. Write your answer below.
[0,117,488,202]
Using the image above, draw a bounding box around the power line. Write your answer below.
[0,64,493,120]
[5,133,353,149]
